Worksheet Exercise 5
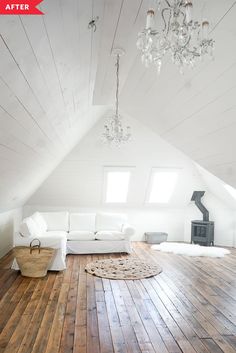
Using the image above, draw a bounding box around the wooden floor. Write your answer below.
[0,243,236,353]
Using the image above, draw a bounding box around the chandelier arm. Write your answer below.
[181,34,193,48]
[177,38,200,56]
[161,8,171,34]
[179,9,186,22]
[177,32,191,48]
[164,0,171,7]
[167,8,172,34]
[187,47,201,56]
[177,0,182,7]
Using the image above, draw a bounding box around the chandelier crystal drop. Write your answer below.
[137,0,214,74]
[102,52,131,146]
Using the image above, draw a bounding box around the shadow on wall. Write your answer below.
[0,209,22,258]
[0,220,13,255]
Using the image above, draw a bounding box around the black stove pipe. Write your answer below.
[191,191,209,222]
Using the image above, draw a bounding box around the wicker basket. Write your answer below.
[14,239,56,278]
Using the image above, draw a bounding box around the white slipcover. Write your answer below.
[68,231,95,241]
[31,212,47,233]
[67,240,132,254]
[69,213,96,232]
[96,212,127,232]
[41,212,69,231]
[19,217,40,238]
[122,224,135,239]
[95,231,125,240]
[13,211,135,272]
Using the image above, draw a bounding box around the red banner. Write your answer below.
[0,0,44,15]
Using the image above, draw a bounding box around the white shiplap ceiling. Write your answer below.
[0,0,106,211]
[94,0,236,187]
[0,0,236,212]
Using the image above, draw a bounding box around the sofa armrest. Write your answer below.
[122,223,135,240]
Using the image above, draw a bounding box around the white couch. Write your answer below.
[12,212,135,271]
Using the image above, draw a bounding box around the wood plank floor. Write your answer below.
[0,242,236,353]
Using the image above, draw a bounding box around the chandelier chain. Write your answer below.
[101,50,131,146]
[115,54,120,117]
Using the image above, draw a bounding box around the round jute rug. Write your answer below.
[85,258,162,280]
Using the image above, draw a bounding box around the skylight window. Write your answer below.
[224,184,236,199]
[147,169,179,203]
[104,169,131,203]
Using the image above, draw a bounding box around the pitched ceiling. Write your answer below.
[0,0,106,211]
[94,0,236,187]
[1,0,236,212]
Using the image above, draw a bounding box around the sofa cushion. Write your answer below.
[19,217,39,238]
[31,212,47,233]
[122,224,135,238]
[42,231,68,240]
[40,212,69,231]
[95,231,125,241]
[68,231,95,241]
[69,213,96,232]
[96,213,127,232]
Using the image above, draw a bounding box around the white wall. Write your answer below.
[27,115,205,208]
[25,116,236,246]
[0,208,22,258]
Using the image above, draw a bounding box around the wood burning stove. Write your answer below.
[191,191,214,246]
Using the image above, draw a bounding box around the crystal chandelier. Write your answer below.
[102,51,131,146]
[137,0,214,74]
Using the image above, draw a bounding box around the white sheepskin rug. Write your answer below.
[151,242,230,258]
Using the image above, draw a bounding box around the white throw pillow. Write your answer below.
[69,213,96,232]
[96,213,127,232]
[95,231,125,241]
[122,224,135,238]
[19,217,39,238]
[68,231,95,241]
[31,212,47,233]
[40,212,69,231]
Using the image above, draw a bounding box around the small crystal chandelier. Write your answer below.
[137,0,214,74]
[102,50,131,146]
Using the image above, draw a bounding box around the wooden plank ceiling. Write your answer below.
[1,0,236,212]
[93,0,236,188]
[0,0,106,211]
